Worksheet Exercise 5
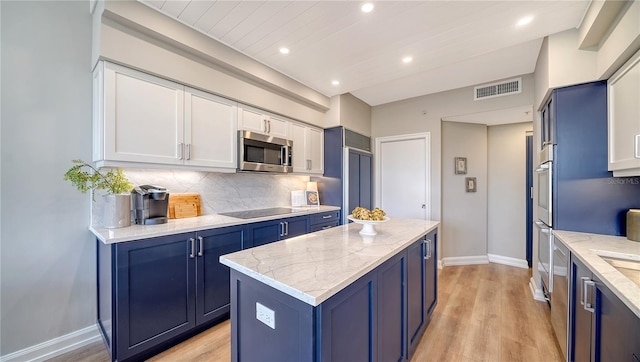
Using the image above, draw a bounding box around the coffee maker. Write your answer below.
[131,185,169,225]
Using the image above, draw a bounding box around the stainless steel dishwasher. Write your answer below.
[551,238,569,360]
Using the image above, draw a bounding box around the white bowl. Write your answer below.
[347,215,390,235]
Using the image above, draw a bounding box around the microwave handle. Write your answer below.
[281,145,290,166]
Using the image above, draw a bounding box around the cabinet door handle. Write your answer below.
[581,277,596,313]
[197,236,204,257]
[635,134,640,159]
[280,222,284,237]
[322,215,332,219]
[189,237,196,258]
[322,225,333,230]
[178,143,184,160]
[285,221,289,236]
[268,120,271,134]
[423,239,429,260]
[264,119,268,133]
[186,144,191,160]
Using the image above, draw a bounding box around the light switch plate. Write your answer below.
[256,302,275,329]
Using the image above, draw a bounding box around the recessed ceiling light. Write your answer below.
[332,80,340,86]
[361,3,374,13]
[402,56,413,63]
[279,47,290,54]
[517,16,533,27]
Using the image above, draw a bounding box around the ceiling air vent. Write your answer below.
[474,77,521,101]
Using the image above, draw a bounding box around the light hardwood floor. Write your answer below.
[48,263,562,362]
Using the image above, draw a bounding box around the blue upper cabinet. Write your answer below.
[549,81,640,236]
[320,126,372,224]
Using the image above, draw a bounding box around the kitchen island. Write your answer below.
[220,218,439,362]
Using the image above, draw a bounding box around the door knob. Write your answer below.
[421,204,426,209]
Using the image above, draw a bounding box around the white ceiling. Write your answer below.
[140,0,590,107]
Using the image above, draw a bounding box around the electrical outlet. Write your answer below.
[256,302,275,329]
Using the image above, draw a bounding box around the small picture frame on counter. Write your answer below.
[465,177,477,192]
[306,191,320,206]
[455,157,467,174]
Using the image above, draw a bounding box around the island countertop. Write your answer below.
[553,230,640,318]
[219,218,439,306]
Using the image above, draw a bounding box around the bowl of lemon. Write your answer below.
[347,207,389,235]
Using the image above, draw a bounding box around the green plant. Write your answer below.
[64,159,133,199]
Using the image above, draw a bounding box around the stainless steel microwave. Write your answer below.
[238,130,293,173]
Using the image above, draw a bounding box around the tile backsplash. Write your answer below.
[91,169,310,226]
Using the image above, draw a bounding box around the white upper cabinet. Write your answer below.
[94,62,236,172]
[608,49,640,176]
[238,104,289,138]
[290,122,324,175]
[101,62,185,165]
[184,87,237,169]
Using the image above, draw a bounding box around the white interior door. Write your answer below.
[376,133,430,219]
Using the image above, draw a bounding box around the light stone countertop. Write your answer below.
[220,218,439,306]
[553,230,640,318]
[90,205,341,244]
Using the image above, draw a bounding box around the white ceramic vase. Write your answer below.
[103,193,131,228]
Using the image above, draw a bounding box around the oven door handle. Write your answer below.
[535,163,549,172]
[535,221,551,234]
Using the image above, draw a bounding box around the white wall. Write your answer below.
[372,74,535,226]
[1,1,95,355]
[487,123,533,261]
[441,122,488,259]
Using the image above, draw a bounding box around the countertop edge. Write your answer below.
[90,206,341,244]
[553,230,640,319]
[220,221,439,306]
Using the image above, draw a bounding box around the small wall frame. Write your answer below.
[465,177,477,192]
[455,157,467,174]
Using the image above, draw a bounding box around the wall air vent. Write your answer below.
[474,77,521,100]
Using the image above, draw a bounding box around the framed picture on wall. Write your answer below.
[465,177,477,192]
[455,157,467,174]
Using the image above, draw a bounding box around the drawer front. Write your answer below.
[310,220,340,233]
[310,211,340,226]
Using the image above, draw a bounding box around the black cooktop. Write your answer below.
[219,207,298,219]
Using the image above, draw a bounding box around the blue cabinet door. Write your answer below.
[195,226,244,325]
[592,274,640,361]
[570,255,594,362]
[348,150,372,213]
[115,232,196,361]
[318,271,377,362]
[424,230,438,317]
[407,236,426,358]
[282,216,308,239]
[377,252,406,362]
[249,219,283,247]
[247,216,309,247]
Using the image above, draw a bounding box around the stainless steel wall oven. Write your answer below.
[536,143,554,301]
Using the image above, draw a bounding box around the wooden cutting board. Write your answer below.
[168,193,202,219]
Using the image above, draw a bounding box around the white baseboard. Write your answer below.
[437,259,443,269]
[529,277,547,302]
[442,255,489,266]
[0,324,101,362]
[487,254,529,269]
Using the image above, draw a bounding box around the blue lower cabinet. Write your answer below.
[377,252,406,362]
[309,211,341,232]
[407,230,437,359]
[196,227,244,325]
[230,230,438,362]
[569,255,640,362]
[98,225,245,361]
[247,216,309,247]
